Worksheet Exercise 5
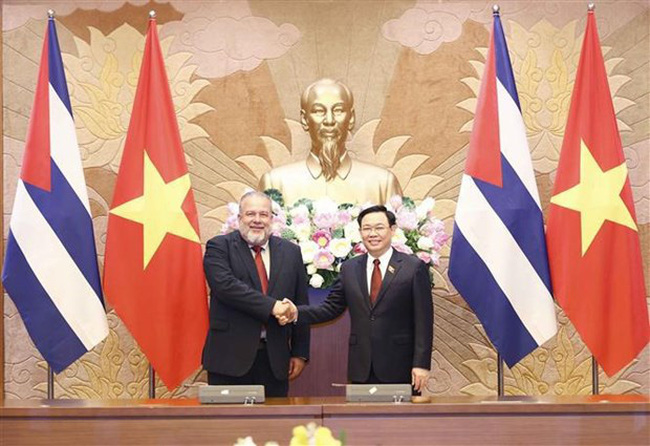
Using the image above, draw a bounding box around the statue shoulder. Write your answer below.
[259,160,308,189]
[350,158,394,176]
[349,158,402,196]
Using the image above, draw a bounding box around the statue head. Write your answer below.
[300,78,356,181]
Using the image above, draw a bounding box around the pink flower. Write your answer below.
[392,240,413,255]
[337,210,352,226]
[312,230,332,248]
[225,215,239,232]
[313,212,338,229]
[353,242,367,255]
[420,222,436,237]
[290,205,310,225]
[416,251,432,264]
[435,231,450,246]
[313,249,335,269]
[389,195,403,210]
[396,208,418,231]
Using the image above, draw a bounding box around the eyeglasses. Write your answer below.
[360,225,389,235]
[241,211,271,220]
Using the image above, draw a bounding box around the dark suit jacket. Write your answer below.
[298,250,433,383]
[202,231,310,381]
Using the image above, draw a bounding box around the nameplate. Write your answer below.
[345,384,412,403]
[198,385,265,404]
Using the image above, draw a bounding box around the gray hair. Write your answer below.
[238,191,272,211]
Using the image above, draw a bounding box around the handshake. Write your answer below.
[272,298,298,325]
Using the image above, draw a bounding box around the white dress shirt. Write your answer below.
[366,247,394,294]
[249,241,271,278]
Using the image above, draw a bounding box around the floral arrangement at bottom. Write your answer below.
[222,191,449,289]
[233,422,343,446]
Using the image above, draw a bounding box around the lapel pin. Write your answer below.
[388,265,395,274]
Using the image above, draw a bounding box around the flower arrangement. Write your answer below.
[222,191,449,289]
[233,422,342,446]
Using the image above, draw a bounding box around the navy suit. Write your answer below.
[202,231,310,388]
[298,250,432,384]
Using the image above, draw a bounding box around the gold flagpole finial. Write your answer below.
[149,10,157,19]
[588,3,595,12]
[492,4,500,15]
[47,9,55,19]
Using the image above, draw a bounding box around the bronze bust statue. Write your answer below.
[260,78,402,205]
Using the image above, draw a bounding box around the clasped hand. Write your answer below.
[272,298,297,325]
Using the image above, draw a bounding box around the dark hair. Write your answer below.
[357,205,396,227]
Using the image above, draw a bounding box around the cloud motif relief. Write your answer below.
[382,2,470,55]
[161,13,300,79]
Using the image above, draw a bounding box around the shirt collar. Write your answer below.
[306,151,352,180]
[241,233,270,252]
[250,241,269,252]
[368,247,394,266]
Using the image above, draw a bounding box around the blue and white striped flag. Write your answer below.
[448,11,557,367]
[2,17,108,373]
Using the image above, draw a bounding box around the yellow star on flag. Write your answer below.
[550,140,637,256]
[110,151,200,268]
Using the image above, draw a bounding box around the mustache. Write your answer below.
[318,127,340,136]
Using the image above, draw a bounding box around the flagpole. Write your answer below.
[582,2,600,398]
[591,356,599,395]
[47,366,54,399]
[496,352,504,396]
[493,2,505,399]
[149,364,156,398]
[144,8,158,401]
[45,8,57,401]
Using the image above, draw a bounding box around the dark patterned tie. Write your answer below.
[253,245,268,294]
[370,259,382,304]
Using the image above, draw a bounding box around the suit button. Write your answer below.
[370,316,375,321]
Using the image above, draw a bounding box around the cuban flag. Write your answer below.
[2,17,108,373]
[448,11,557,367]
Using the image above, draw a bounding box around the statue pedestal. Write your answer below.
[288,288,350,397]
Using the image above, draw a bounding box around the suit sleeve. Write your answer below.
[204,236,276,322]
[412,260,433,370]
[289,245,310,360]
[297,267,348,325]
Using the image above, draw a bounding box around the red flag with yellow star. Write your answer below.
[546,10,649,377]
[103,16,208,390]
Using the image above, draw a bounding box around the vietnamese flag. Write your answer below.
[546,9,649,377]
[103,15,208,390]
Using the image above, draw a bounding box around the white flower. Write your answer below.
[309,273,324,288]
[344,221,362,243]
[227,202,240,216]
[416,197,436,220]
[416,236,434,251]
[289,204,310,225]
[313,197,338,215]
[330,238,352,258]
[306,264,317,275]
[292,223,312,242]
[233,436,257,446]
[392,227,407,244]
[299,240,319,264]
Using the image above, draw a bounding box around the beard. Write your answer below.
[240,225,271,246]
[316,133,345,181]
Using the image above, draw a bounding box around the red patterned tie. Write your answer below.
[370,259,381,304]
[253,246,268,294]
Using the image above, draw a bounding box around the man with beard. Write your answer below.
[202,191,310,397]
[259,78,402,205]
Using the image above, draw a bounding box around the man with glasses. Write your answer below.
[279,205,433,392]
[202,191,310,397]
